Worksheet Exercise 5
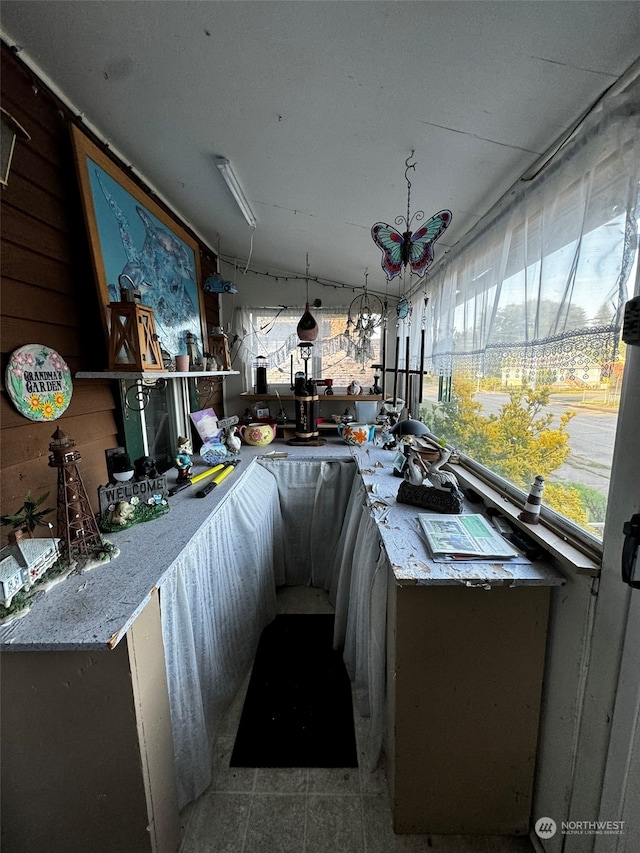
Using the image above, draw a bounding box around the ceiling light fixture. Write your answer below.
[215,156,257,228]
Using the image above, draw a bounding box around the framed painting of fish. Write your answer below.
[70,124,207,359]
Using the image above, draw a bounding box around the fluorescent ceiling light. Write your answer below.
[215,156,257,228]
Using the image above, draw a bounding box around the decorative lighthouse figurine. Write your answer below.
[519,475,545,524]
[48,427,103,560]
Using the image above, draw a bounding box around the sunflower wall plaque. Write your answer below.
[5,344,73,421]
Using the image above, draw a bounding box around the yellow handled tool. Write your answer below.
[168,463,225,496]
[190,463,225,485]
[195,460,240,498]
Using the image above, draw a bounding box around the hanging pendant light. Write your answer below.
[297,255,319,341]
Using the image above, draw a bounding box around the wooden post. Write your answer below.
[405,330,411,405]
[393,329,400,406]
[419,327,425,404]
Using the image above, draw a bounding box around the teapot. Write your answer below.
[337,422,376,446]
[238,422,275,447]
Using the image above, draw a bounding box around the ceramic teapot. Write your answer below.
[238,422,275,447]
[337,422,376,446]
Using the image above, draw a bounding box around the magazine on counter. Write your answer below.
[418,513,521,559]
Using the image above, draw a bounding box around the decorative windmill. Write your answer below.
[48,427,103,560]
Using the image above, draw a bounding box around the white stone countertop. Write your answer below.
[351,446,567,589]
[0,439,352,652]
[0,438,564,652]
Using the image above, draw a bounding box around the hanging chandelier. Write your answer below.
[371,151,452,282]
[344,272,385,368]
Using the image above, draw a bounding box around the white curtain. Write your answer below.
[256,458,357,589]
[332,473,389,772]
[232,305,254,392]
[416,85,640,385]
[160,462,284,808]
[160,459,387,807]
[231,305,383,387]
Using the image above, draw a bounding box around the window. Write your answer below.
[234,307,382,392]
[417,85,640,549]
[120,377,193,474]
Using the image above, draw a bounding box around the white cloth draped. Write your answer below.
[160,462,283,807]
[332,473,389,771]
[159,459,387,808]
[257,458,358,589]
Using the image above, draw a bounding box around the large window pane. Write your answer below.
[243,308,382,390]
[418,88,640,548]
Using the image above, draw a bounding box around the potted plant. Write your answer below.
[1,490,55,538]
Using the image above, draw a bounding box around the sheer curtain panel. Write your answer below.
[419,85,640,386]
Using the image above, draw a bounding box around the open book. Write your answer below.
[418,513,521,559]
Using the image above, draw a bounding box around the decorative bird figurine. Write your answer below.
[224,426,242,456]
[404,448,429,486]
[424,446,460,491]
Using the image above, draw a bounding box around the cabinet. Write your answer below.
[1,447,564,848]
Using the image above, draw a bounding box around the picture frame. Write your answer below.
[70,124,207,359]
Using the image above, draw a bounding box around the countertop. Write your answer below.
[0,440,352,652]
[351,445,566,588]
[0,438,564,652]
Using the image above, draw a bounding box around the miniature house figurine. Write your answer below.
[0,529,60,608]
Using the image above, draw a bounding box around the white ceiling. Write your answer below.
[2,1,640,294]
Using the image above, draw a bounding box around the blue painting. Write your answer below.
[71,125,205,358]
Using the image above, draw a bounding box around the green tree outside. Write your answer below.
[420,378,596,531]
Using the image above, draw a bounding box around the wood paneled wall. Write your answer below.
[0,43,221,532]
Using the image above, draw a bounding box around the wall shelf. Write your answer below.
[77,370,239,381]
[74,370,240,460]
[240,392,381,402]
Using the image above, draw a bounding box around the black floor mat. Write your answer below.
[230,614,358,768]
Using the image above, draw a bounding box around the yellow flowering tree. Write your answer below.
[421,379,599,528]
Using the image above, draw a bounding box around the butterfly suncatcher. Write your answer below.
[371,209,452,281]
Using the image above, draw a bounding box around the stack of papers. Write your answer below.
[418,513,521,560]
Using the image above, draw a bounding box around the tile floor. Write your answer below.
[178,586,534,853]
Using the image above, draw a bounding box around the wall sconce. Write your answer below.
[1,108,31,188]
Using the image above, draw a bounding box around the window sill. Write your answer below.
[449,463,601,578]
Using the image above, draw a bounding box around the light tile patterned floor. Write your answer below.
[179,586,534,853]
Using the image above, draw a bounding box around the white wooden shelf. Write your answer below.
[76,370,239,381]
[240,392,381,401]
